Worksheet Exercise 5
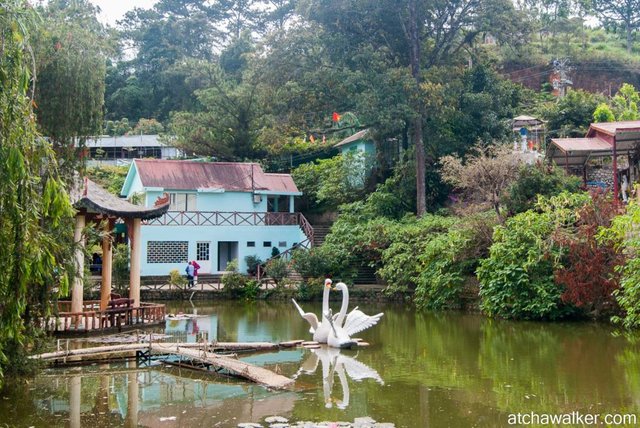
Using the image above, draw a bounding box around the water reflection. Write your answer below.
[1,302,640,428]
[294,347,384,410]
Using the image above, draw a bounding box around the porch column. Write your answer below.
[128,218,141,308]
[100,219,113,311]
[289,195,295,213]
[71,214,85,315]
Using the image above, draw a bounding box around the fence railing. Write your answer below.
[50,301,165,333]
[142,211,315,245]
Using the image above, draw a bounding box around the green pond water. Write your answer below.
[1,300,639,427]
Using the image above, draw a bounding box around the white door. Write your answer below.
[196,241,211,273]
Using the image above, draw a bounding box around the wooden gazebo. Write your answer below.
[55,177,170,333]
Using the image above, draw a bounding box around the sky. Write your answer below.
[89,0,158,25]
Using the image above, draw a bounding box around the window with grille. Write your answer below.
[196,242,210,261]
[278,241,287,247]
[247,241,255,247]
[263,241,272,247]
[147,241,188,264]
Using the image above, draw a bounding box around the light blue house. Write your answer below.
[121,159,312,276]
[334,129,375,157]
[335,129,376,187]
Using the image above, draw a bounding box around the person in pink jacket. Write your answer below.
[191,260,201,287]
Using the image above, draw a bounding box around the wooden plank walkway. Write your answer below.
[30,341,293,390]
[150,343,293,389]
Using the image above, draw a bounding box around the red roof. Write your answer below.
[587,120,640,137]
[134,159,300,193]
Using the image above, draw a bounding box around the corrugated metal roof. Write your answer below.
[335,129,370,148]
[588,120,640,136]
[83,135,173,148]
[550,137,612,152]
[134,159,300,193]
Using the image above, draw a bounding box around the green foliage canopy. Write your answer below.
[0,1,76,386]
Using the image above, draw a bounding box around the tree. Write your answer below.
[33,0,108,180]
[540,89,605,138]
[0,0,76,386]
[440,143,522,221]
[301,0,496,216]
[593,102,615,122]
[592,0,640,54]
[611,83,640,121]
[133,118,164,135]
[168,61,265,160]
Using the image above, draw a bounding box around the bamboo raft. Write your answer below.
[31,341,292,389]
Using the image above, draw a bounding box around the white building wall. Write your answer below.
[140,224,306,275]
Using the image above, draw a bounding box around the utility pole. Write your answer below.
[552,58,573,98]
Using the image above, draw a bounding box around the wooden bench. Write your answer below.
[101,297,134,328]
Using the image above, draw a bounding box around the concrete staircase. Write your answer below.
[312,224,332,246]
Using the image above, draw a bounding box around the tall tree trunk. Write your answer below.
[626,21,633,54]
[409,0,426,216]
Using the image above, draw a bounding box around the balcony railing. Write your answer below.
[142,211,314,242]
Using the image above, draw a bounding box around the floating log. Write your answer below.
[31,343,146,360]
[279,340,304,348]
[150,343,294,389]
[301,341,319,346]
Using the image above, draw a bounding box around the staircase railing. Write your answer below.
[256,238,311,281]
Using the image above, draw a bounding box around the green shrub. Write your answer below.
[477,192,590,320]
[264,257,289,286]
[169,269,187,288]
[244,254,262,276]
[603,203,640,328]
[379,215,456,294]
[505,164,582,215]
[291,247,340,281]
[242,279,261,300]
[222,259,247,298]
[296,277,326,301]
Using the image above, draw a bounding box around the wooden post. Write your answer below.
[613,135,619,202]
[100,219,113,311]
[71,214,85,315]
[129,218,141,308]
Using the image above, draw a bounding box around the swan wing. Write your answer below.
[292,298,307,317]
[338,355,384,384]
[343,309,383,336]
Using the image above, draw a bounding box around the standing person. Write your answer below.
[185,261,195,288]
[192,260,201,287]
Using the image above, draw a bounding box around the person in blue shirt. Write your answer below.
[185,261,195,288]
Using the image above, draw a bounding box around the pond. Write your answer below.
[1,300,639,427]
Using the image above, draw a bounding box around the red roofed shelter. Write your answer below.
[66,178,169,331]
[547,120,640,199]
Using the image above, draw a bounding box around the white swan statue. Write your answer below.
[292,278,334,343]
[325,282,384,349]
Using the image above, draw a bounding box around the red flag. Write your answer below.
[332,112,341,122]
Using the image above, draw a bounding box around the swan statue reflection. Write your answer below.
[292,278,334,343]
[326,282,384,349]
[294,346,384,409]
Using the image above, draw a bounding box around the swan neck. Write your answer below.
[337,285,349,324]
[322,283,330,313]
